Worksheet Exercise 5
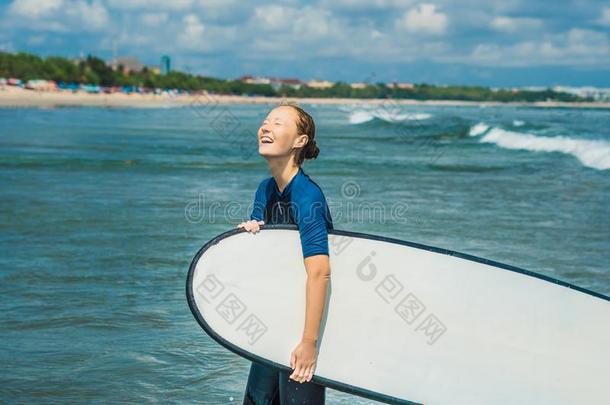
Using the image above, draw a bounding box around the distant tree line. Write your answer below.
[280,82,587,102]
[0,51,587,102]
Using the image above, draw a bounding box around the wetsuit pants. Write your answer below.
[243,360,326,405]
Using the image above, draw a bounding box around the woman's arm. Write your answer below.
[301,254,331,342]
[290,188,332,383]
[289,254,330,383]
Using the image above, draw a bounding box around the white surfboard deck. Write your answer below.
[186,225,610,405]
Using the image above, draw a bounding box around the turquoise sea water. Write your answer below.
[1,102,609,403]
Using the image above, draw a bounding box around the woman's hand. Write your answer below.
[237,220,264,233]
[289,338,318,383]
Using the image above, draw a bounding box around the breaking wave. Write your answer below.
[348,110,432,125]
[469,122,610,171]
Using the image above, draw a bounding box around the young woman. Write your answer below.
[238,104,333,405]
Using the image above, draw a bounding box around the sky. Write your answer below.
[0,0,609,87]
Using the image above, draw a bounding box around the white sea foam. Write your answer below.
[469,123,610,170]
[513,120,525,126]
[469,122,490,136]
[348,109,432,124]
[134,354,169,365]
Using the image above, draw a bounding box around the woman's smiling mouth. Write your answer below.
[260,135,274,144]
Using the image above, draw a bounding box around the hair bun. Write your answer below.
[286,104,319,165]
[306,140,320,159]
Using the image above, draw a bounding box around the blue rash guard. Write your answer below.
[250,167,333,258]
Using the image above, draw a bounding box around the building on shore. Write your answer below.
[238,76,303,90]
[25,79,57,91]
[107,56,163,75]
[350,82,368,89]
[6,78,23,86]
[307,79,334,89]
[271,78,302,90]
[386,82,414,89]
[110,56,144,74]
[239,75,271,85]
[552,85,610,102]
[520,86,547,92]
[160,55,171,75]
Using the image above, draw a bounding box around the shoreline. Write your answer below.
[1,86,610,109]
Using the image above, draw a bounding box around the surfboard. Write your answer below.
[186,224,610,405]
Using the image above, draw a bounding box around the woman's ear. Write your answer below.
[294,134,309,148]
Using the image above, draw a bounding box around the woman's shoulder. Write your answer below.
[257,176,273,188]
[293,169,328,203]
[254,176,274,197]
[292,170,333,226]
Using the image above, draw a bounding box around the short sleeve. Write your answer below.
[250,180,269,221]
[294,188,331,258]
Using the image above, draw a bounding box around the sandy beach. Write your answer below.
[1,85,609,109]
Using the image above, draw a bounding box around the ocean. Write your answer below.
[1,102,609,403]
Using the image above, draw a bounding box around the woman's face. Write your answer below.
[257,106,307,160]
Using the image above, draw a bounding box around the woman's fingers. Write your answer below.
[301,366,311,383]
[252,220,265,233]
[291,363,311,383]
[289,358,315,383]
[297,366,306,383]
[305,366,314,382]
[290,363,303,381]
[290,350,296,369]
[304,362,315,383]
[238,220,264,233]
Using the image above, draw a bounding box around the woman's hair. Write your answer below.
[279,102,320,165]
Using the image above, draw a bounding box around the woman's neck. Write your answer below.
[268,157,300,193]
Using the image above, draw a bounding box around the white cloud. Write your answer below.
[27,35,46,45]
[178,14,205,48]
[70,0,109,31]
[566,28,608,50]
[490,16,543,33]
[293,8,331,38]
[7,0,64,19]
[323,0,413,9]
[192,0,242,21]
[141,13,169,27]
[184,14,205,37]
[252,5,334,40]
[0,40,15,52]
[244,3,454,63]
[6,0,109,32]
[399,3,448,35]
[597,6,610,27]
[106,0,193,11]
[253,5,296,31]
[470,28,610,66]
